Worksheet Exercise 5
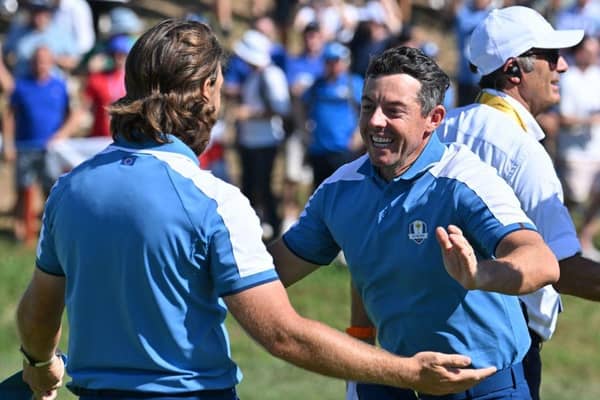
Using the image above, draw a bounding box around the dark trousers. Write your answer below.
[308,150,357,190]
[238,145,280,234]
[519,301,543,400]
[522,330,543,400]
[73,386,239,400]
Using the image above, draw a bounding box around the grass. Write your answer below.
[1,236,599,399]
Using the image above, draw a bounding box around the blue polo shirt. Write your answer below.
[11,75,69,150]
[283,134,533,369]
[302,72,363,155]
[36,135,279,392]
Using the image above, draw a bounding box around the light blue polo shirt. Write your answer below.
[36,134,279,392]
[283,134,533,369]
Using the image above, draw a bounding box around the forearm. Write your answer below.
[53,108,82,140]
[349,281,376,345]
[2,106,14,143]
[17,289,63,361]
[555,255,600,301]
[55,55,80,72]
[16,271,65,361]
[476,242,559,294]
[267,315,415,388]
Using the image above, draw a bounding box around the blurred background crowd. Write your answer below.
[1,0,600,253]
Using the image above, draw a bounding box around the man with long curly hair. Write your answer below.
[14,19,496,400]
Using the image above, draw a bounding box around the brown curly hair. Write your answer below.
[109,19,225,155]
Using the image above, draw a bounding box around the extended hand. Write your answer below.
[22,355,64,400]
[436,225,479,290]
[409,352,496,395]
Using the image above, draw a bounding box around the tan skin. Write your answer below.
[271,73,558,380]
[17,66,497,399]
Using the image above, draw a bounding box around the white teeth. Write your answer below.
[371,136,392,146]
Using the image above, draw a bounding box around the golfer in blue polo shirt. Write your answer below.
[269,46,559,400]
[14,21,500,400]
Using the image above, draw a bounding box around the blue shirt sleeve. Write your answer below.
[207,188,279,296]
[36,180,65,276]
[282,186,341,265]
[453,178,536,258]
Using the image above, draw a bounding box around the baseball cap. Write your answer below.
[109,7,143,36]
[323,41,350,61]
[469,6,584,75]
[234,30,272,68]
[107,34,134,55]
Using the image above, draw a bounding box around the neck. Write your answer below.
[500,87,535,116]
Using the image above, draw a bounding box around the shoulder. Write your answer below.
[431,144,525,213]
[441,104,531,149]
[431,144,505,189]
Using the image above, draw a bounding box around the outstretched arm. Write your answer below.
[436,225,559,294]
[555,255,600,301]
[225,280,496,395]
[16,269,66,400]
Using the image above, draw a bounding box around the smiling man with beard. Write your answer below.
[269,46,560,400]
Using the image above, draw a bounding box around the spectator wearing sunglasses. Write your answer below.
[436,6,600,400]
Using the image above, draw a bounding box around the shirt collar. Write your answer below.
[113,134,199,166]
[483,88,546,141]
[358,133,446,182]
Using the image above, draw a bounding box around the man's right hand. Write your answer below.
[407,352,496,395]
[22,355,64,400]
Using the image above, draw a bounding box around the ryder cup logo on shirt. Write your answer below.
[408,220,428,244]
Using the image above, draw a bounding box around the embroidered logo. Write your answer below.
[408,220,428,244]
[121,155,137,166]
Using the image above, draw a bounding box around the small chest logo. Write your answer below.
[408,220,428,244]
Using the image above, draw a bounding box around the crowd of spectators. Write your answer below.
[2,0,600,248]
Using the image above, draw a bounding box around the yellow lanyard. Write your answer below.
[475,91,528,132]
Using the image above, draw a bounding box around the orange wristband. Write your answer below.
[345,326,376,340]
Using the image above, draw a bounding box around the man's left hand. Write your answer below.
[436,225,479,290]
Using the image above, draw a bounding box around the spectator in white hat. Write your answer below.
[436,6,600,399]
[232,29,291,240]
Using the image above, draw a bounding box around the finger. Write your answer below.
[434,367,497,395]
[435,227,452,250]
[447,233,473,256]
[434,353,472,368]
[468,366,497,381]
[447,224,463,235]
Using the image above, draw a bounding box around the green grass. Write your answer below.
[1,237,599,399]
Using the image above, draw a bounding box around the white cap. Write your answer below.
[234,30,272,68]
[469,6,584,75]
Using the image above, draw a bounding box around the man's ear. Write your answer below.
[503,59,522,84]
[202,76,215,102]
[427,104,446,131]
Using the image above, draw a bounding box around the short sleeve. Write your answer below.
[282,186,341,265]
[207,188,278,296]
[36,183,65,276]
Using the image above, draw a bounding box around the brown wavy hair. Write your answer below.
[109,19,225,155]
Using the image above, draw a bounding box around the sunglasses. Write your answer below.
[521,49,561,67]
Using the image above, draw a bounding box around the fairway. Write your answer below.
[1,237,599,399]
